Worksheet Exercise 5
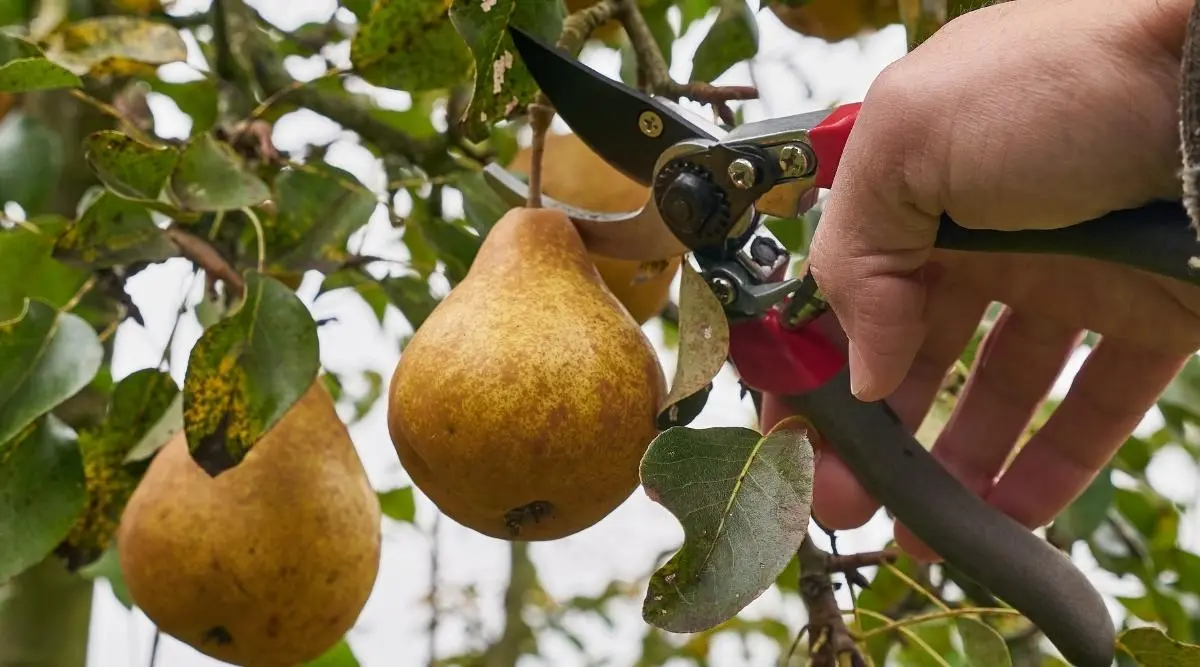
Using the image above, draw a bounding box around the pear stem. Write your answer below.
[0,555,94,667]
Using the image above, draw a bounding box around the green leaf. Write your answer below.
[642,2,676,68]
[378,486,415,523]
[76,544,132,608]
[41,16,188,77]
[146,77,218,136]
[52,192,177,268]
[1117,626,1200,665]
[656,261,729,428]
[168,133,271,212]
[639,420,815,632]
[0,0,30,27]
[58,368,177,568]
[83,130,180,201]
[956,617,1012,667]
[678,0,717,34]
[0,112,64,212]
[381,274,439,330]
[1047,467,1115,545]
[320,268,390,324]
[448,0,565,141]
[455,170,511,236]
[123,390,182,463]
[0,300,103,447]
[690,0,757,83]
[350,0,474,92]
[305,639,361,667]
[0,416,86,582]
[341,0,372,23]
[182,272,320,475]
[266,165,379,273]
[0,56,81,93]
[418,216,480,285]
[0,217,89,323]
[763,215,811,254]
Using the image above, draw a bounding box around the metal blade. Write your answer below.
[482,164,691,261]
[508,24,716,186]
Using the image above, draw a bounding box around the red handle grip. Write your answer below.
[808,102,861,190]
[727,309,846,395]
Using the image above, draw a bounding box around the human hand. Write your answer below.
[761,0,1200,561]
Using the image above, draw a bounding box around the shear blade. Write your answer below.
[482,164,691,262]
[507,24,715,187]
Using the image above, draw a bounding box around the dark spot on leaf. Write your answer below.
[192,411,238,476]
[266,615,280,638]
[504,501,555,537]
[203,625,233,645]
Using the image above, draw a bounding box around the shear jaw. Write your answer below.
[481,163,692,262]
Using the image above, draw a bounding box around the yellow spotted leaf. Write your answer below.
[181,272,319,476]
[42,16,187,77]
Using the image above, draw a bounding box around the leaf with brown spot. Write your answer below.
[52,192,178,269]
[182,271,319,476]
[41,16,187,77]
[264,164,379,273]
[447,0,564,141]
[83,130,180,201]
[350,0,474,93]
[656,260,729,428]
[168,133,271,213]
[640,417,815,633]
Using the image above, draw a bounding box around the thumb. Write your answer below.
[806,142,940,402]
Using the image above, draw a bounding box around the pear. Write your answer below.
[387,206,667,541]
[506,132,682,325]
[116,380,382,667]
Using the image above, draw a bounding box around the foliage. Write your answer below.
[0,0,1195,666]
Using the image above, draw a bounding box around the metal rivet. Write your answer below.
[778,144,810,178]
[727,158,757,189]
[638,110,663,138]
[710,276,736,305]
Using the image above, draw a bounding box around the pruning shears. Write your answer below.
[483,26,1200,667]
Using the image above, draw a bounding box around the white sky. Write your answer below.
[76,1,1200,666]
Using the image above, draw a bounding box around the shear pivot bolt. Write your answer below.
[638,110,663,138]
[778,144,811,178]
[710,276,736,305]
[727,158,757,189]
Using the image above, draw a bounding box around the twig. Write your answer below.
[827,549,899,574]
[795,536,868,667]
[164,225,245,297]
[220,0,456,174]
[614,0,758,124]
[525,0,623,207]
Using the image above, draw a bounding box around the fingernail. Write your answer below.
[848,344,869,399]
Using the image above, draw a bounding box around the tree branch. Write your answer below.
[164,225,245,297]
[790,536,891,667]
[614,0,758,124]
[220,0,459,175]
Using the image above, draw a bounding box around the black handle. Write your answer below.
[784,369,1116,667]
[934,199,1199,286]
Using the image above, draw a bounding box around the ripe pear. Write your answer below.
[506,132,682,324]
[115,380,382,667]
[388,206,667,541]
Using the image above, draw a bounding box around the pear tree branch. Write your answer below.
[614,0,758,124]
[1181,0,1200,235]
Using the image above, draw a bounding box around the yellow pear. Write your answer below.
[770,0,900,42]
[507,131,682,324]
[388,206,666,541]
[115,381,382,667]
